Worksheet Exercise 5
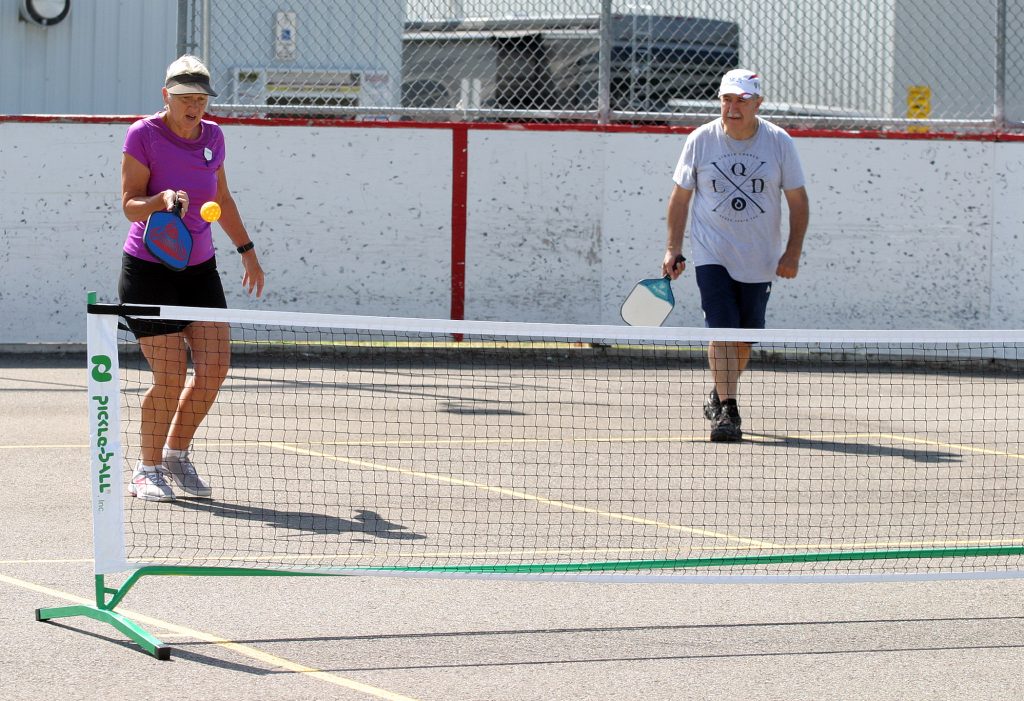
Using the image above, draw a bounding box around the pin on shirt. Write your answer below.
[204,147,213,166]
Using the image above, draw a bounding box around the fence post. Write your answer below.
[598,0,613,124]
[201,0,211,65]
[994,0,1007,131]
[176,0,188,57]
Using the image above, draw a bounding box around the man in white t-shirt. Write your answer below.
[662,69,810,442]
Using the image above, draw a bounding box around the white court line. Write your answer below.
[0,572,420,701]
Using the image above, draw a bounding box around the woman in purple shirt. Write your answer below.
[119,55,265,502]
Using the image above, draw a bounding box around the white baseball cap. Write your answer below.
[718,69,762,99]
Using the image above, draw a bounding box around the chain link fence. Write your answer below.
[179,0,1024,133]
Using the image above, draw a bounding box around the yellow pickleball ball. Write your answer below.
[200,201,221,223]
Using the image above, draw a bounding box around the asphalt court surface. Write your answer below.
[3,356,1024,700]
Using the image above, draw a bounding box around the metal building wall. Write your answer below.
[0,0,178,115]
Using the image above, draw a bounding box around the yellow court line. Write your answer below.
[8,432,1021,555]
[0,558,92,564]
[268,433,1024,555]
[0,572,420,701]
[873,433,1024,460]
[6,529,1024,569]
[264,434,710,448]
[743,431,1024,460]
[221,431,1024,460]
[270,442,775,548]
[104,534,1024,568]
[0,435,708,450]
[3,431,1021,462]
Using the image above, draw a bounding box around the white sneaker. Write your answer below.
[129,466,176,501]
[163,450,213,498]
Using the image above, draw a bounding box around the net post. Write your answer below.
[35,296,164,657]
[85,298,129,573]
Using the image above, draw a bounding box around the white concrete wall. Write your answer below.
[0,122,453,344]
[466,131,1023,330]
[1,120,1022,345]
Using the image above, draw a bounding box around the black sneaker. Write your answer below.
[703,389,722,421]
[710,399,742,442]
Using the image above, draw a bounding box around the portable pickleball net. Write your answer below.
[35,299,1024,658]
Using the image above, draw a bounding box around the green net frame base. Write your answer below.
[34,567,329,660]
[34,545,1024,659]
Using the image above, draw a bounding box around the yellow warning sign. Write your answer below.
[907,85,931,133]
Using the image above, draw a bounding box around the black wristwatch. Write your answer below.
[236,241,255,254]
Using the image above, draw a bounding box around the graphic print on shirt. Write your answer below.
[709,153,767,223]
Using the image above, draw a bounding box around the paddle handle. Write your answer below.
[664,254,686,279]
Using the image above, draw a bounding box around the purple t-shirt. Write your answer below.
[122,113,226,265]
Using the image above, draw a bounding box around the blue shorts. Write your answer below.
[695,265,771,329]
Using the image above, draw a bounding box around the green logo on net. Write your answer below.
[91,355,114,494]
